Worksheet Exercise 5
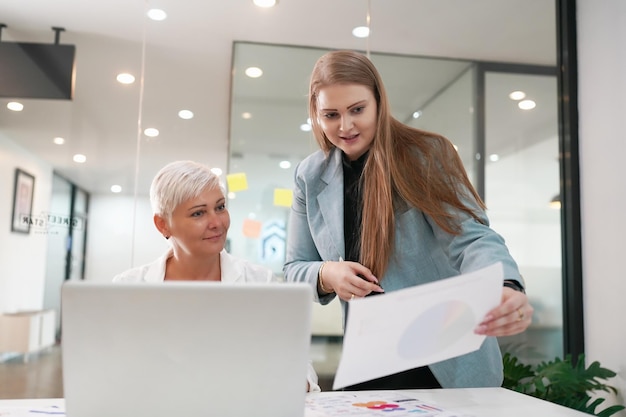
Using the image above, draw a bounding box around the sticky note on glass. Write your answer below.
[242,218,262,238]
[274,188,293,207]
[226,172,248,192]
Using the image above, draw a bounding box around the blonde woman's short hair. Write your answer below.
[150,160,224,219]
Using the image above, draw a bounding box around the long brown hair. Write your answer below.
[309,50,486,278]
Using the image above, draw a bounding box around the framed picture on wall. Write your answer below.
[11,168,35,234]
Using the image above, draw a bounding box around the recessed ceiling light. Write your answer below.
[147,9,167,21]
[73,154,87,163]
[412,111,422,119]
[245,67,263,78]
[253,0,277,7]
[144,128,159,137]
[178,109,194,119]
[228,192,236,199]
[279,160,291,169]
[241,112,252,119]
[300,117,312,131]
[53,137,65,145]
[110,185,122,193]
[518,99,536,110]
[116,73,135,84]
[352,26,370,38]
[210,167,223,176]
[509,91,526,100]
[489,154,500,162]
[7,102,24,111]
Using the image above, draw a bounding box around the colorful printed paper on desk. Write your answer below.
[333,262,503,389]
[305,391,475,417]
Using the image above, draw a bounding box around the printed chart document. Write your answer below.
[333,262,504,389]
[305,391,475,417]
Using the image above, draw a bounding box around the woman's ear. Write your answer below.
[154,214,170,239]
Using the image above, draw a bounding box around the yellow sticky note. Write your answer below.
[226,172,248,192]
[274,188,293,207]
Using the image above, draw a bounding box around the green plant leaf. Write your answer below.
[596,405,626,417]
[502,352,534,390]
[501,352,624,416]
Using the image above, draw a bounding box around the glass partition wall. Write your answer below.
[229,43,562,388]
[482,70,562,364]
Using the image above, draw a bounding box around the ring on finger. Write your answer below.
[517,308,524,321]
[350,293,355,300]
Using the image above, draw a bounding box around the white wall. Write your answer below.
[0,136,53,313]
[578,0,626,411]
[85,194,168,282]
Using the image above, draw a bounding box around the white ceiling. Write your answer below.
[0,0,556,196]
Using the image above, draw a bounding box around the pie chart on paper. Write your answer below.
[397,300,475,359]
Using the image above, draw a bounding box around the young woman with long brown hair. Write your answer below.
[284,50,533,390]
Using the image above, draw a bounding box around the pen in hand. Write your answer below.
[339,257,384,296]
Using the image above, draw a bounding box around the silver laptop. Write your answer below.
[61,281,313,417]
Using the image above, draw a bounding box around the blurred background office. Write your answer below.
[0,0,623,411]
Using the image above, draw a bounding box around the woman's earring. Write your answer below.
[164,235,170,240]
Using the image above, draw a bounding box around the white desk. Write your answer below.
[306,388,591,416]
[0,388,590,416]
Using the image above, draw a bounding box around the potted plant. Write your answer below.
[502,352,625,416]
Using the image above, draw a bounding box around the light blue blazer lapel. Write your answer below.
[317,149,345,261]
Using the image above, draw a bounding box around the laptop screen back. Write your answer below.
[61,281,313,417]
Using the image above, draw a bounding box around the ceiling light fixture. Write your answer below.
[178,110,194,120]
[352,26,370,38]
[253,0,277,7]
[489,154,500,162]
[210,167,223,176]
[279,160,291,169]
[509,91,526,100]
[116,73,135,84]
[518,99,536,110]
[7,102,24,111]
[241,112,252,119]
[147,9,167,21]
[144,128,159,137]
[110,185,122,193]
[53,137,65,145]
[73,154,87,163]
[245,67,263,78]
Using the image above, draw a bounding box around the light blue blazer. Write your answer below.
[284,148,524,388]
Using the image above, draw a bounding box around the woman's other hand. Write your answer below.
[474,287,533,336]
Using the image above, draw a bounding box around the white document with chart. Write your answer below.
[333,262,504,389]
